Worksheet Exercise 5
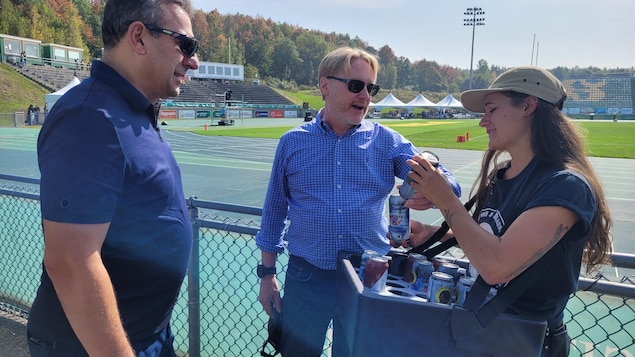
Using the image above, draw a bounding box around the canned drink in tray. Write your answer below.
[455,276,475,306]
[410,259,434,294]
[438,262,461,284]
[428,271,455,304]
[404,253,426,283]
[363,255,390,292]
[358,249,379,281]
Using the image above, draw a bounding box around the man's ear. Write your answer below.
[128,21,147,55]
[319,76,329,100]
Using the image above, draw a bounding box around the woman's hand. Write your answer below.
[406,156,457,209]
[388,219,439,249]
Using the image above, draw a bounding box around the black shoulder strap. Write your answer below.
[452,244,558,339]
[407,198,475,257]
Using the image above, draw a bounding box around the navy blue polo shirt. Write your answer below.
[29,60,193,347]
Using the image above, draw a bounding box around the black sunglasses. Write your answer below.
[327,76,380,96]
[143,23,199,58]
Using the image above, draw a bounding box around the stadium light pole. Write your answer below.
[464,7,485,89]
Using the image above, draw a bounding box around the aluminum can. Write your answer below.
[438,262,461,284]
[468,262,479,278]
[388,194,410,243]
[431,255,454,270]
[404,253,426,283]
[363,255,390,292]
[410,259,435,294]
[427,271,455,304]
[358,249,379,281]
[398,151,440,200]
[455,276,475,306]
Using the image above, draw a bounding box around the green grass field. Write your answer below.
[189,119,635,159]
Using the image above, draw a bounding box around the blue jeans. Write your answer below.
[281,255,350,357]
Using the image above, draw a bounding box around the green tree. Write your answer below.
[395,57,412,88]
[379,63,397,90]
[272,38,301,81]
[295,32,330,86]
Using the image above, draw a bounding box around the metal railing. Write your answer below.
[1,174,634,356]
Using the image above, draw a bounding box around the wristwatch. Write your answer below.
[257,264,277,278]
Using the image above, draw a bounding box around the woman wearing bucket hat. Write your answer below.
[402,66,612,356]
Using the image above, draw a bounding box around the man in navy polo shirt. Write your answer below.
[28,0,199,356]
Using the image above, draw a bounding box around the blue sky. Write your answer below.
[191,0,633,71]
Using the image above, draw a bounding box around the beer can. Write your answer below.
[398,151,440,200]
[438,262,461,284]
[410,259,435,294]
[455,276,475,306]
[468,262,479,278]
[388,194,410,243]
[363,255,390,292]
[358,249,379,281]
[404,253,426,283]
[431,255,454,270]
[427,271,455,304]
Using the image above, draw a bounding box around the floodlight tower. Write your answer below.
[464,7,485,89]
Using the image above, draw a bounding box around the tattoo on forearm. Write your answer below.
[504,224,570,281]
[443,209,456,228]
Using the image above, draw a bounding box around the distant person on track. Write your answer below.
[402,66,613,357]
[256,46,461,356]
[27,0,199,356]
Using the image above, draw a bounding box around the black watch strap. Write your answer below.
[257,264,277,278]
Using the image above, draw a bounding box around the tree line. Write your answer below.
[1,0,632,96]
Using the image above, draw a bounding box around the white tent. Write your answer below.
[45,76,81,110]
[405,93,436,108]
[370,92,407,109]
[434,94,464,109]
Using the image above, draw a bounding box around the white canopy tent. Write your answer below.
[370,92,407,109]
[434,94,464,109]
[45,76,81,110]
[405,93,436,108]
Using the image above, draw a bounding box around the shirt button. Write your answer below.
[338,235,343,239]
[338,209,342,213]
[337,185,341,189]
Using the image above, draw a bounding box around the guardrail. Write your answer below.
[0,174,633,356]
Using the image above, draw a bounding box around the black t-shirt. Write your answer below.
[477,157,596,326]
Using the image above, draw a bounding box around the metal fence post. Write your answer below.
[187,198,201,357]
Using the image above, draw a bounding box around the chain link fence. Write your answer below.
[0,112,26,127]
[1,174,634,356]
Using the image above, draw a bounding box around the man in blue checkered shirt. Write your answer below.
[256,47,461,357]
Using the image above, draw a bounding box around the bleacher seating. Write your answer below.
[167,79,296,106]
[10,62,297,107]
[13,63,89,92]
[563,77,632,109]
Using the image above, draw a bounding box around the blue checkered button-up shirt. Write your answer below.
[256,112,460,270]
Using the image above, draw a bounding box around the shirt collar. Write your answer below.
[315,109,364,136]
[90,60,153,117]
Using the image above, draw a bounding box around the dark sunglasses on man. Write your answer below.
[143,23,199,58]
[327,75,381,96]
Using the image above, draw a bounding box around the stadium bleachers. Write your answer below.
[13,63,89,92]
[9,62,296,107]
[168,79,296,106]
[563,77,632,109]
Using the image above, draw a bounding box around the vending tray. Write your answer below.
[336,250,547,357]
